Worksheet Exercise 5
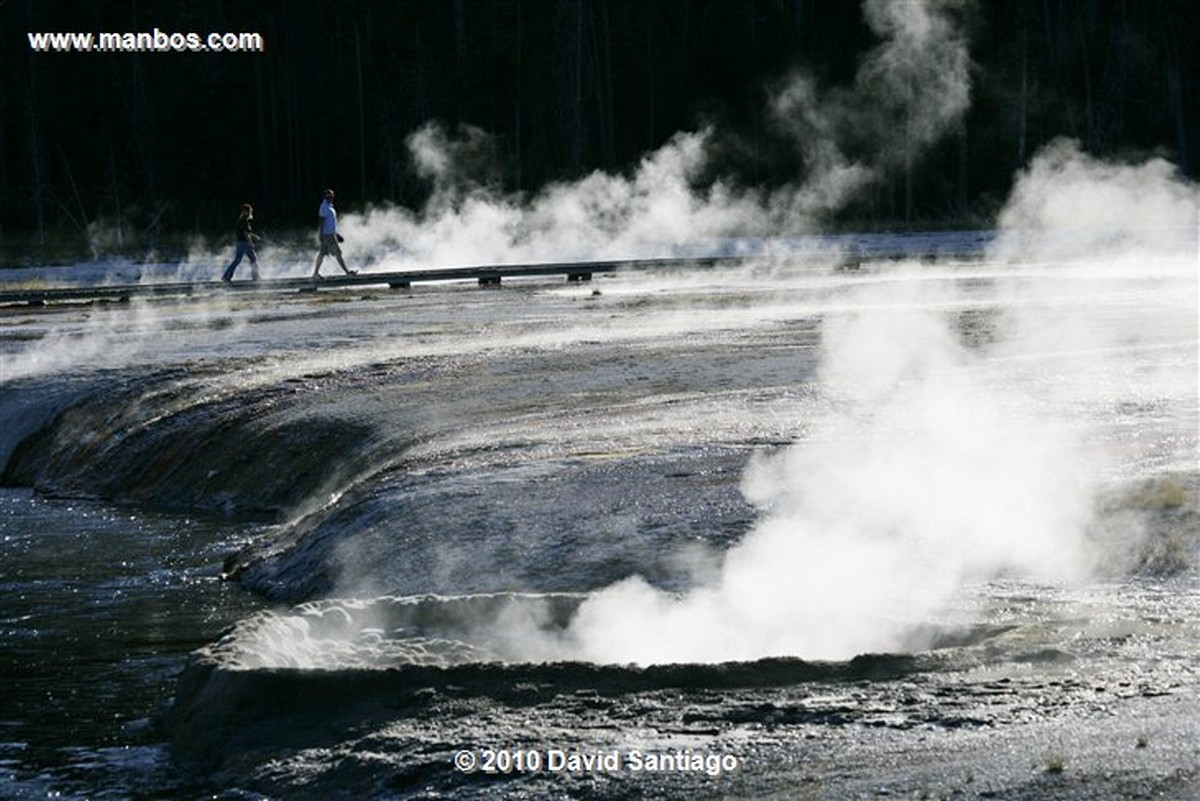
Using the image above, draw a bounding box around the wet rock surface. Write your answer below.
[3,257,1196,799]
[170,638,1199,799]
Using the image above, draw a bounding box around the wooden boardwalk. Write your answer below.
[0,256,748,308]
[0,244,982,308]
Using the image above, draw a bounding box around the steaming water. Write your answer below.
[2,239,1198,798]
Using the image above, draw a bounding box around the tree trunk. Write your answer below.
[513,0,524,192]
[356,25,368,199]
[1080,0,1095,149]
[1018,0,1028,164]
[1159,0,1190,172]
[107,143,124,248]
[957,122,969,222]
[26,63,45,245]
[594,0,615,169]
[645,5,656,148]
[556,0,584,176]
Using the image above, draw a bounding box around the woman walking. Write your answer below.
[222,203,261,282]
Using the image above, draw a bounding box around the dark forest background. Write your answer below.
[4,0,1197,263]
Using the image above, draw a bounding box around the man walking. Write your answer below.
[313,188,356,278]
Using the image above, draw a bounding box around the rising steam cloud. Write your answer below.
[522,135,1196,665]
[766,0,971,222]
[557,278,1093,664]
[338,0,973,269]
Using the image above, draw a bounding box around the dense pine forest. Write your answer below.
[4,0,1197,263]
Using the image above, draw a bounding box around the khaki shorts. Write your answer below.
[319,233,342,257]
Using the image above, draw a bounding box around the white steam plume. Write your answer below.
[555,278,1094,664]
[345,125,765,268]
[989,138,1199,261]
[0,296,248,382]
[490,139,1197,666]
[337,0,973,270]
[766,0,971,222]
[984,138,1198,477]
